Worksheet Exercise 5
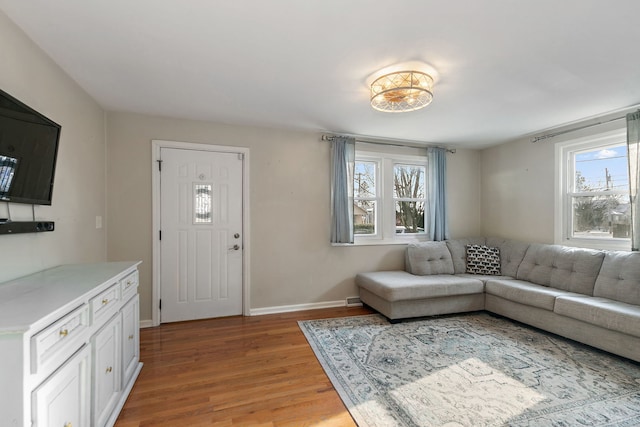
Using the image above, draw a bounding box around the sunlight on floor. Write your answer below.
[353,357,547,426]
[394,357,546,425]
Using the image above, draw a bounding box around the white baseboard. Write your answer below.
[140,319,155,328]
[139,299,363,326]
[250,300,349,316]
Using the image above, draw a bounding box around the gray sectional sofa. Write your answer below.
[355,237,640,363]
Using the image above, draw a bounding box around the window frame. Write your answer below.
[353,148,429,246]
[555,128,631,251]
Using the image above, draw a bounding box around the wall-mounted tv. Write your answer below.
[0,89,61,205]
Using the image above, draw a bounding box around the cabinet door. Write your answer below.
[93,313,122,427]
[32,345,91,427]
[121,294,140,386]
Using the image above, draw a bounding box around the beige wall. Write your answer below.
[448,147,482,237]
[0,10,107,282]
[106,112,482,321]
[480,137,556,243]
[480,116,628,244]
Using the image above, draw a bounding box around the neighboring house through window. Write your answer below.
[556,129,631,250]
[354,144,428,244]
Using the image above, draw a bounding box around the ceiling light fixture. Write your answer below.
[370,70,434,113]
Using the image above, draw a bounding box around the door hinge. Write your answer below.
[238,153,244,161]
[159,230,162,240]
[159,299,162,310]
[157,159,163,171]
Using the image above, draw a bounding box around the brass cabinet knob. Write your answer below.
[59,329,69,337]
[106,366,113,373]
[102,298,109,305]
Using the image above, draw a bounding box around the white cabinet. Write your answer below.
[32,345,91,427]
[93,313,122,427]
[121,294,140,385]
[0,262,142,427]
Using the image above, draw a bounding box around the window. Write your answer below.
[557,130,630,250]
[393,164,426,235]
[354,148,428,244]
[354,161,378,236]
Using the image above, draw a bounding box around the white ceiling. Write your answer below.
[2,0,640,148]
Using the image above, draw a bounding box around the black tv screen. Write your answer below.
[0,89,60,205]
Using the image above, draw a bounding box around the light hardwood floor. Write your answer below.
[115,306,373,426]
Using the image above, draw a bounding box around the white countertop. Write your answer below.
[0,261,141,334]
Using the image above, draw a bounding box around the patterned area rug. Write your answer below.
[298,313,640,427]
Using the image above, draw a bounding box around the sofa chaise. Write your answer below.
[355,237,640,363]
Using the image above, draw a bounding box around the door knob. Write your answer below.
[234,233,240,239]
[229,244,240,251]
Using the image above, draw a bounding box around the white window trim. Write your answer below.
[352,150,429,246]
[555,128,631,251]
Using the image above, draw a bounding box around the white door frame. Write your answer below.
[151,139,251,326]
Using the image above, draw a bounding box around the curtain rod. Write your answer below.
[531,116,627,143]
[530,107,640,143]
[321,134,456,153]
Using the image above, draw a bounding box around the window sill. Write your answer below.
[332,236,429,247]
[557,237,631,252]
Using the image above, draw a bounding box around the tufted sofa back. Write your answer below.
[485,237,530,277]
[516,244,605,295]
[593,251,640,304]
[445,237,487,274]
[402,238,640,300]
[405,241,455,275]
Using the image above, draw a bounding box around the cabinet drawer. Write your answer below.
[91,283,120,325]
[121,270,139,302]
[31,305,89,375]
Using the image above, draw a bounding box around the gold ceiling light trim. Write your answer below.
[370,70,434,113]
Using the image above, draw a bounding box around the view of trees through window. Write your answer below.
[572,144,630,239]
[394,164,426,234]
[353,160,427,236]
[354,161,376,235]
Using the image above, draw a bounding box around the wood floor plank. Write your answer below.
[115,306,373,426]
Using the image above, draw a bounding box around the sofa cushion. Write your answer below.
[465,244,501,275]
[356,271,483,302]
[485,237,530,278]
[405,242,454,275]
[446,237,487,274]
[516,244,605,295]
[485,279,574,311]
[555,295,640,339]
[593,251,640,305]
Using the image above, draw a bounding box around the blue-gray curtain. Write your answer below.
[627,111,640,251]
[330,137,355,243]
[428,147,449,241]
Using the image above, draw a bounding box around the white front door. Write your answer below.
[159,147,243,322]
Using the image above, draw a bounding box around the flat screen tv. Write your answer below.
[0,89,61,205]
